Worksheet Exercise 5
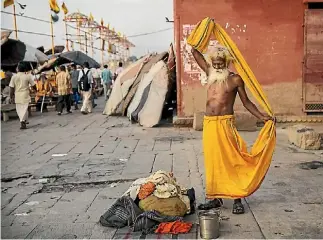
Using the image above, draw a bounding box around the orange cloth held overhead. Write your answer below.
[138,182,156,200]
[155,221,193,234]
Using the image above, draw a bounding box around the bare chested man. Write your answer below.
[191,45,273,214]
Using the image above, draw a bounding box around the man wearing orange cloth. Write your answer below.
[191,45,274,214]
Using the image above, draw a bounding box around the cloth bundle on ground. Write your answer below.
[123,170,181,200]
[99,196,182,234]
[155,221,193,234]
[123,170,195,216]
[187,17,276,199]
[139,195,187,217]
[138,182,156,200]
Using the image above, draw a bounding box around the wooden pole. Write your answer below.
[85,32,88,54]
[90,29,94,58]
[101,27,104,65]
[64,15,69,51]
[77,21,81,51]
[13,4,18,39]
[50,14,55,55]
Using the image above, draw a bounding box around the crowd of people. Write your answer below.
[1,61,124,129]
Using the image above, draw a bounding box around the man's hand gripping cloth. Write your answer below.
[187,17,276,199]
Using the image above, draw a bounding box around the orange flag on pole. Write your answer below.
[4,0,14,8]
[61,2,68,15]
[49,0,60,13]
[89,13,94,22]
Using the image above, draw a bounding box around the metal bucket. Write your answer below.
[199,209,220,239]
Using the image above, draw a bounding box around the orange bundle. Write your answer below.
[155,221,193,234]
[138,182,156,200]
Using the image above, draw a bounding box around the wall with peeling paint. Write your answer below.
[174,0,305,118]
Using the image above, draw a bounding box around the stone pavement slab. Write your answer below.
[153,139,171,151]
[114,139,139,153]
[135,139,155,152]
[49,189,99,215]
[26,223,95,239]
[47,142,79,155]
[91,140,120,154]
[1,224,38,239]
[152,152,173,172]
[12,192,64,217]
[90,223,117,239]
[2,97,323,239]
[121,152,155,176]
[70,141,100,154]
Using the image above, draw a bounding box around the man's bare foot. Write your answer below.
[198,198,223,210]
[232,199,245,214]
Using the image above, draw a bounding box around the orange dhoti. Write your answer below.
[203,115,276,199]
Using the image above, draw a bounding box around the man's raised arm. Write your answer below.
[191,48,209,74]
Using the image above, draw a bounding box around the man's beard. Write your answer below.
[207,68,230,85]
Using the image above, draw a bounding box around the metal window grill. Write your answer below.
[305,103,323,112]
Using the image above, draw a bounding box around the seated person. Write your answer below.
[35,73,53,112]
[1,71,13,104]
[1,84,10,104]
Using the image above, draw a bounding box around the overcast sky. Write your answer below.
[1,0,174,61]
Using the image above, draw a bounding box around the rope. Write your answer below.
[1,10,50,23]
[63,38,120,54]
[128,27,173,38]
[1,10,134,48]
[1,27,55,37]
[65,22,99,39]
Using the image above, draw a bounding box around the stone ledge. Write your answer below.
[288,124,322,150]
[173,116,193,127]
[277,116,323,123]
[193,112,205,131]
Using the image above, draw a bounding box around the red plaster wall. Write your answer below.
[174,0,305,117]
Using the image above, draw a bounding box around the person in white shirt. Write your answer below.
[9,63,36,129]
[78,62,94,114]
[90,67,100,108]
[114,62,124,80]
[96,68,102,87]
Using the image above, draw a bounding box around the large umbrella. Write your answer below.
[56,51,100,68]
[34,51,100,73]
[34,57,58,74]
[1,39,48,69]
[44,45,65,55]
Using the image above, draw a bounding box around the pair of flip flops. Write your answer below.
[198,199,245,214]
